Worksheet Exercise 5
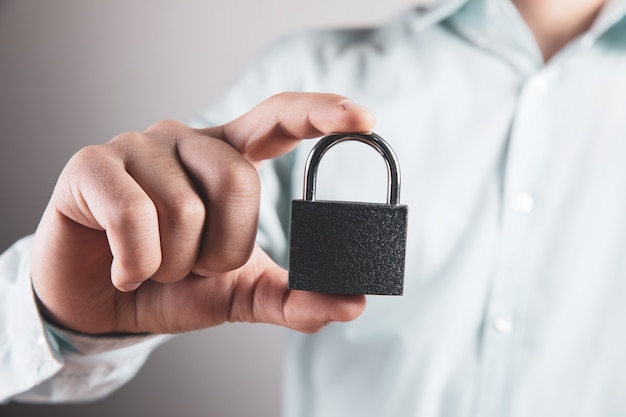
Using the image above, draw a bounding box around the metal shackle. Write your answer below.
[302,132,402,205]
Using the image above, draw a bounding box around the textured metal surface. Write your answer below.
[288,200,408,295]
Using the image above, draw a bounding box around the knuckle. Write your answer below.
[144,119,185,138]
[167,192,206,226]
[108,131,146,149]
[108,195,157,231]
[62,145,117,184]
[68,144,108,168]
[220,159,261,200]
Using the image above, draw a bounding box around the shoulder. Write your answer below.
[254,12,421,90]
[265,10,420,67]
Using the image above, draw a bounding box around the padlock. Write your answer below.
[288,132,408,295]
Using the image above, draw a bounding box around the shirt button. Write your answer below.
[511,192,535,213]
[493,315,514,334]
[527,74,549,95]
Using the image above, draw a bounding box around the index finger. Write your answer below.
[201,92,376,164]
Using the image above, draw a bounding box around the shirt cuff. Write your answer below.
[0,236,169,403]
[0,236,63,402]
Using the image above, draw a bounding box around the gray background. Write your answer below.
[0,1,415,416]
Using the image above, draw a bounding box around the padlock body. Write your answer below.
[288,200,408,295]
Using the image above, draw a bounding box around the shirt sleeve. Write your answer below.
[0,236,170,404]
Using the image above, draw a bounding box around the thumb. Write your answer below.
[202,92,376,164]
[233,246,367,333]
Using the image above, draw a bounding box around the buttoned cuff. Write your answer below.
[0,236,169,403]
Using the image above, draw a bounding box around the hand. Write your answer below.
[31,92,375,335]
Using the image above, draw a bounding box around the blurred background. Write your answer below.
[0,1,415,415]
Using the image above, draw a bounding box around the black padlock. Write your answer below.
[288,132,408,295]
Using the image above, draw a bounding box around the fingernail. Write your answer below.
[341,99,370,112]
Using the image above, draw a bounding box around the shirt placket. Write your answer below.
[472,65,560,416]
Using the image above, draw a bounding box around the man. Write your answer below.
[2,0,625,415]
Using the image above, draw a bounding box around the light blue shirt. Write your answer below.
[2,0,626,415]
[196,0,626,415]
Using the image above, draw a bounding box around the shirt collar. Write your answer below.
[589,0,626,38]
[409,0,469,30]
[446,0,543,74]
[409,0,626,31]
[407,0,626,74]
